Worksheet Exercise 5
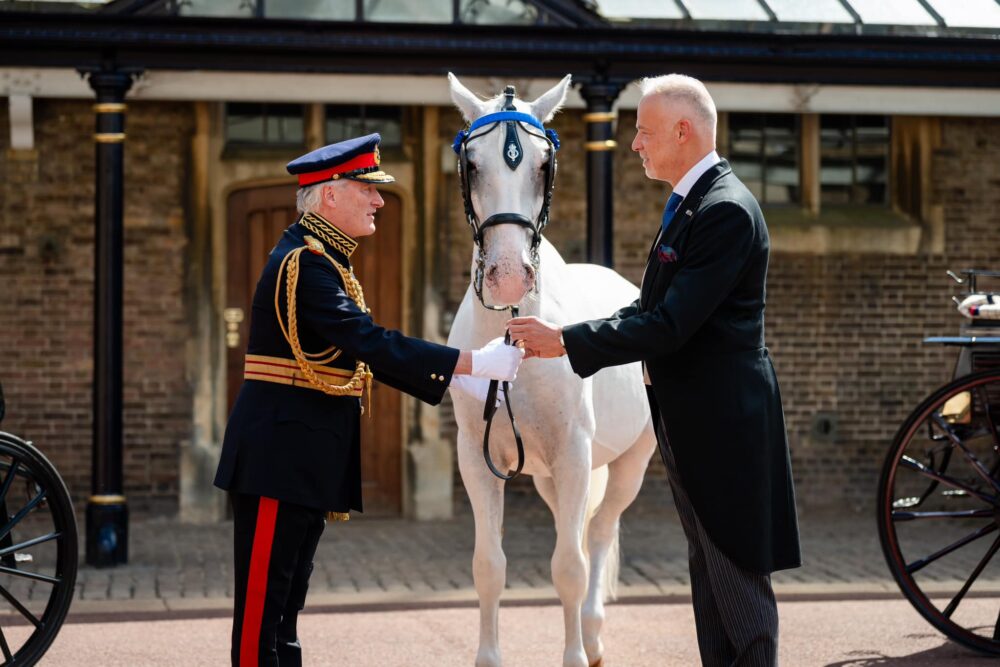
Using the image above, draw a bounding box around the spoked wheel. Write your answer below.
[0,432,77,666]
[878,369,1000,655]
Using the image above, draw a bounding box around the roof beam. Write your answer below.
[0,13,998,88]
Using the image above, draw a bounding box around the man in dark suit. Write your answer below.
[215,134,522,666]
[508,75,800,666]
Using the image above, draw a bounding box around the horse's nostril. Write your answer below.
[486,265,499,283]
[523,264,536,281]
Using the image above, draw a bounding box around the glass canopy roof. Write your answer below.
[3,0,1000,35]
[595,0,1000,33]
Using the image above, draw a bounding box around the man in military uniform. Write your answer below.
[215,133,522,666]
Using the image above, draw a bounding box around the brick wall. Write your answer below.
[437,107,1000,510]
[0,99,194,515]
[1,97,995,516]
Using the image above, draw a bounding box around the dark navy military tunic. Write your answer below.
[215,215,459,513]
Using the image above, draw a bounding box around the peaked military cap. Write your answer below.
[287,133,395,186]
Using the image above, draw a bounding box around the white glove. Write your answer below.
[449,375,506,406]
[471,337,524,382]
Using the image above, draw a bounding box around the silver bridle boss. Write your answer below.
[452,86,560,311]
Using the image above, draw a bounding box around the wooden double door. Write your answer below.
[226,183,404,515]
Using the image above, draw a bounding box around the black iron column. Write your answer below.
[578,79,624,268]
[82,66,139,567]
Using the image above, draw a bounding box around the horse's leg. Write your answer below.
[582,428,657,666]
[458,436,507,667]
[551,448,592,667]
[533,474,558,525]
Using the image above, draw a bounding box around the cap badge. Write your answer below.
[304,235,324,255]
[374,146,381,166]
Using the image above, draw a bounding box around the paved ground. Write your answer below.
[52,477,1000,616]
[32,599,1000,666]
[4,478,1000,663]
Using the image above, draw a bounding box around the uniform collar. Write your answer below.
[671,150,721,199]
[297,211,359,258]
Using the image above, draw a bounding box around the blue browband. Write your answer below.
[470,111,543,133]
[453,111,560,155]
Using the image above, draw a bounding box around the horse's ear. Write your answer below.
[531,74,572,123]
[448,72,485,123]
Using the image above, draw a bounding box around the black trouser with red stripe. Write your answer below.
[230,493,326,667]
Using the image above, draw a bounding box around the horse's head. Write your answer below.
[449,73,571,309]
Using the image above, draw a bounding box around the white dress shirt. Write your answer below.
[671,149,722,199]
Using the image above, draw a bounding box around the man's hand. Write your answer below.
[507,316,566,359]
[470,337,524,382]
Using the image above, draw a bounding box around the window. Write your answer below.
[178,0,257,18]
[325,105,403,148]
[173,0,551,23]
[225,103,305,148]
[363,0,451,23]
[265,0,355,20]
[727,113,800,205]
[820,114,889,206]
[460,0,538,24]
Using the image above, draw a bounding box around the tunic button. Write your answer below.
[440,376,446,382]
[431,373,437,380]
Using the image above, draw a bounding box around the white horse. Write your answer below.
[446,73,657,667]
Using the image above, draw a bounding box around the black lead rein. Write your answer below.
[482,306,525,481]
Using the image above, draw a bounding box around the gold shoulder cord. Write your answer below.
[274,237,374,419]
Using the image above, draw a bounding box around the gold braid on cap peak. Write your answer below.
[274,237,374,415]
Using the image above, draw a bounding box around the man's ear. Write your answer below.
[676,119,691,143]
[323,183,337,206]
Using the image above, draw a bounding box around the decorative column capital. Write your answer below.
[575,77,627,109]
[78,66,142,101]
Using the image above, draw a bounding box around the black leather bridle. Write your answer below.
[452,85,560,312]
[452,86,561,480]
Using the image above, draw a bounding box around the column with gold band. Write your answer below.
[579,79,624,268]
[82,66,140,567]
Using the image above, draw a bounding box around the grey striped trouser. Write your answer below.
[660,436,779,667]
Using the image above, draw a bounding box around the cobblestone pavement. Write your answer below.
[52,476,1000,616]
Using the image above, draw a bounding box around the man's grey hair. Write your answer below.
[296,181,334,214]
[639,74,717,141]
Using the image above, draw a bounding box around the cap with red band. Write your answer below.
[287,133,395,186]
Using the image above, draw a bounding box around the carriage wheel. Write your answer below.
[878,369,1000,655]
[0,432,77,666]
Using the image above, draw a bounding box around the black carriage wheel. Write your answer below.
[0,432,77,666]
[878,369,1000,655]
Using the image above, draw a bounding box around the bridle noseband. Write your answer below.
[452,86,561,481]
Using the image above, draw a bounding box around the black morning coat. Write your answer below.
[214,216,460,513]
[562,160,801,574]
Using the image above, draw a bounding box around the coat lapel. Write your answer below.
[639,160,734,309]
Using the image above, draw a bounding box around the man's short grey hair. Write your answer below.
[639,74,717,140]
[296,181,332,214]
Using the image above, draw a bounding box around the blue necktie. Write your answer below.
[661,192,683,235]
